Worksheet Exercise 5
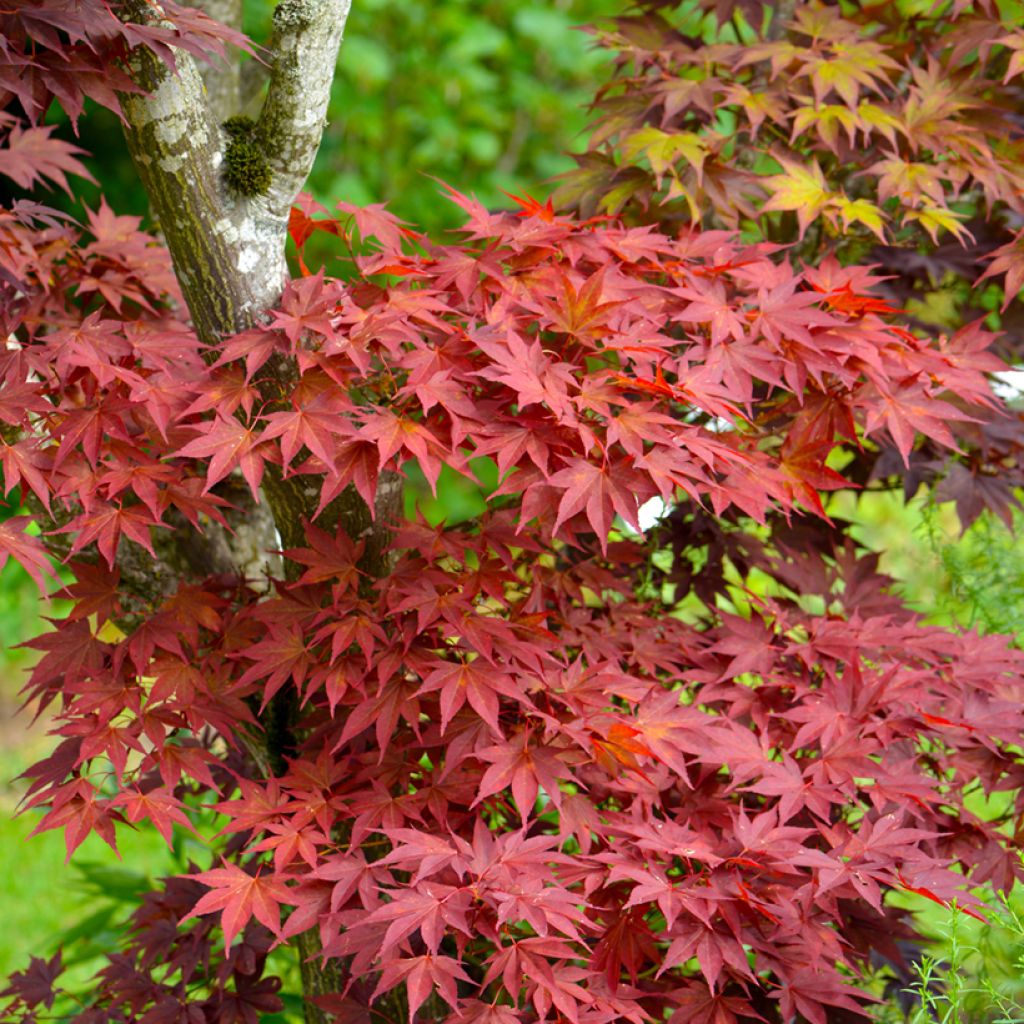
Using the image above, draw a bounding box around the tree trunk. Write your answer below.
[115,4,394,1021]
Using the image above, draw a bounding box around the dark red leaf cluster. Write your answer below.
[1,177,1022,1024]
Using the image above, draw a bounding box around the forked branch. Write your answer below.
[118,0,353,335]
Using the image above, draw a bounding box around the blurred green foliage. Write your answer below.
[0,814,173,982]
[873,887,1024,1024]
[829,487,1024,643]
[305,0,618,232]
[53,0,617,235]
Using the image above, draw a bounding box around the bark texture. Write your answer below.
[120,0,353,339]
[191,0,243,121]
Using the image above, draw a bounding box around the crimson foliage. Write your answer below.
[2,4,1024,1024]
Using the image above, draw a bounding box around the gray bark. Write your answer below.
[120,0,354,338]
[191,0,243,121]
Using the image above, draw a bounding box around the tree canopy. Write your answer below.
[2,2,1024,1024]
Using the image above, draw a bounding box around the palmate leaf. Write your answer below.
[172,415,274,497]
[761,158,833,238]
[0,123,95,193]
[0,517,58,590]
[183,863,293,947]
[978,229,1024,310]
[372,955,471,1024]
[862,384,974,464]
[547,457,646,546]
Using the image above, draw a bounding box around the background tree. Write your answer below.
[2,3,1024,1024]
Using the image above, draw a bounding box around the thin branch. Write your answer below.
[189,0,244,122]
[256,0,353,219]
[765,0,796,41]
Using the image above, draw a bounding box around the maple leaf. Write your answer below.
[622,127,709,191]
[337,199,415,252]
[261,401,349,469]
[1,951,63,1011]
[215,329,285,380]
[237,626,315,707]
[371,955,471,1024]
[474,732,575,818]
[790,103,860,151]
[172,416,273,497]
[60,561,121,623]
[282,520,364,592]
[0,440,52,513]
[366,883,473,958]
[811,281,900,319]
[288,194,342,274]
[57,503,164,570]
[473,326,578,424]
[833,197,887,241]
[374,829,466,885]
[113,786,193,847]
[761,158,833,238]
[668,982,761,1024]
[861,385,974,464]
[632,689,709,776]
[184,862,293,947]
[547,458,646,547]
[416,658,525,734]
[502,188,557,222]
[540,270,624,345]
[360,409,448,493]
[271,271,343,345]
[798,40,899,108]
[181,367,260,419]
[0,124,95,193]
[978,229,1024,311]
[590,721,657,783]
[991,29,1024,84]
[902,205,974,245]
[777,439,849,517]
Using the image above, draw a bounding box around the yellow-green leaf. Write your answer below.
[833,197,887,241]
[902,205,973,244]
[869,158,946,206]
[790,105,859,151]
[761,158,832,237]
[621,128,709,187]
[801,41,899,108]
[856,103,902,146]
[998,33,1024,84]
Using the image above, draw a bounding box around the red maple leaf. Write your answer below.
[184,862,293,946]
[371,955,471,1024]
[173,416,274,497]
[0,517,58,591]
[0,124,94,193]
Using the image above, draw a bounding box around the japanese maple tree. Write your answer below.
[2,2,1024,1024]
[557,0,1024,525]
